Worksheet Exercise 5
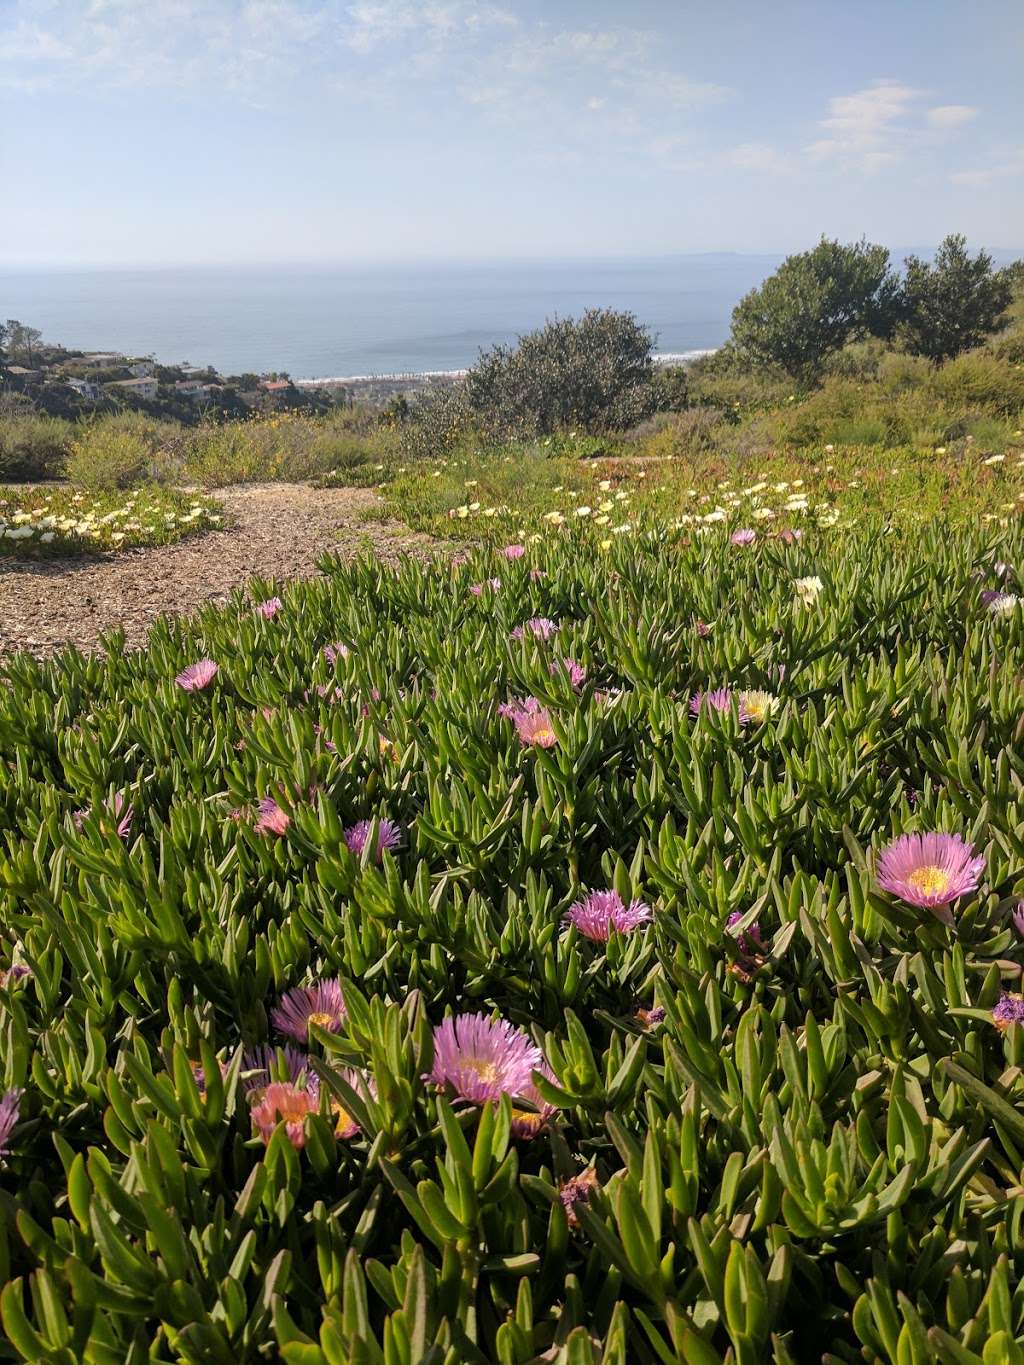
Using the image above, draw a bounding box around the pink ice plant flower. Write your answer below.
[690,688,733,717]
[256,597,283,618]
[254,796,290,837]
[564,890,654,942]
[0,964,31,989]
[250,1083,317,1148]
[726,910,763,955]
[73,791,134,839]
[511,617,558,641]
[550,657,586,689]
[328,1067,377,1139]
[875,832,986,924]
[731,529,756,546]
[241,1044,311,1096]
[470,578,501,596]
[515,707,558,748]
[0,1088,22,1157]
[429,1014,550,1121]
[992,993,1024,1032]
[324,642,350,665]
[1013,902,1024,937]
[271,978,347,1043]
[502,544,526,559]
[344,817,402,860]
[175,659,218,691]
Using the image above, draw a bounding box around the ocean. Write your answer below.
[0,256,782,381]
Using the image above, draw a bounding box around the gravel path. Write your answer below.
[0,483,434,660]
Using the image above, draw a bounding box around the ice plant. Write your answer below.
[241,1045,311,1096]
[731,529,756,546]
[550,657,586,688]
[428,1013,546,1106]
[559,1167,600,1225]
[0,964,31,989]
[634,1005,666,1029]
[509,1068,558,1138]
[324,642,350,665]
[564,890,653,942]
[511,617,558,641]
[739,690,778,724]
[794,575,824,604]
[328,1068,376,1139]
[250,1083,317,1149]
[271,978,347,1042]
[256,597,283,618]
[344,817,402,860]
[1014,902,1024,937]
[986,592,1020,617]
[876,832,985,924]
[254,796,290,837]
[73,792,134,839]
[690,688,733,716]
[502,544,526,559]
[0,1088,22,1157]
[175,659,218,691]
[992,993,1024,1032]
[726,910,763,955]
[470,578,501,596]
[515,707,558,748]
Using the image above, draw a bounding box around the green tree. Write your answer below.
[898,234,1015,363]
[465,308,660,438]
[3,319,43,366]
[730,238,900,380]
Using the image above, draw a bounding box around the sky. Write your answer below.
[1,0,1022,266]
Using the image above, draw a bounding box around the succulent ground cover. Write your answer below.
[2,517,1024,1362]
[0,486,220,558]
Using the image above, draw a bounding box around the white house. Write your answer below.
[66,377,100,400]
[127,359,155,378]
[80,352,125,368]
[174,380,210,401]
[109,376,158,400]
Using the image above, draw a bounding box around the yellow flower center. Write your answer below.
[307,1011,334,1034]
[465,1057,501,1083]
[906,865,951,897]
[533,727,555,744]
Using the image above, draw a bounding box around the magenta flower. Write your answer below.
[511,617,558,641]
[0,1088,22,1157]
[690,688,733,716]
[731,529,756,546]
[470,578,501,596]
[344,817,402,860]
[515,707,558,748]
[324,642,350,665]
[250,1082,317,1148]
[257,597,283,618]
[778,528,802,544]
[694,619,712,637]
[502,544,526,560]
[564,890,653,942]
[992,993,1024,1032]
[726,910,763,955]
[876,832,986,924]
[255,796,290,837]
[550,657,586,688]
[271,978,346,1042]
[73,791,134,839]
[175,659,218,691]
[634,1005,666,1028]
[559,1167,599,1224]
[241,1044,311,1096]
[429,1013,547,1107]
[498,695,541,720]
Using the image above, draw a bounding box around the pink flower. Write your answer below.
[559,1167,599,1224]
[694,620,712,637]
[250,1083,317,1148]
[511,617,558,641]
[470,578,501,596]
[0,1088,22,1157]
[254,797,290,837]
[0,964,31,989]
[690,688,733,716]
[502,544,526,559]
[726,910,763,955]
[241,1045,311,1096]
[778,529,802,544]
[564,890,653,942]
[271,978,347,1042]
[876,832,986,924]
[992,993,1024,1032]
[515,707,558,748]
[344,817,402,860]
[175,659,218,691]
[73,791,134,839]
[324,642,350,666]
[731,529,756,546]
[1013,902,1024,937]
[429,1013,547,1108]
[529,569,546,582]
[550,657,586,689]
[257,597,283,618]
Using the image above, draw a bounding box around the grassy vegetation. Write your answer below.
[0,485,221,557]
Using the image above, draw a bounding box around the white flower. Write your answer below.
[985,454,1006,466]
[575,505,592,517]
[753,506,775,520]
[988,593,1020,617]
[794,575,824,603]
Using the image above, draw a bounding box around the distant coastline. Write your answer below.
[292,348,717,388]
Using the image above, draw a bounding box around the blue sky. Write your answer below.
[1,0,1021,265]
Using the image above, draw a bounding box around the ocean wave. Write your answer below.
[294,349,717,386]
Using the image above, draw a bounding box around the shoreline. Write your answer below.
[292,348,716,388]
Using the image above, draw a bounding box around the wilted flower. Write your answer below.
[175,659,218,691]
[0,964,31,989]
[250,1082,316,1148]
[694,619,712,637]
[690,688,733,716]
[509,1062,558,1138]
[986,592,1020,617]
[550,657,586,688]
[730,529,756,546]
[876,832,985,923]
[502,544,526,559]
[429,1013,547,1107]
[344,817,402,860]
[327,1067,376,1138]
[256,597,283,618]
[992,993,1024,1032]
[511,617,558,641]
[739,690,778,724]
[271,978,347,1042]
[1013,902,1024,936]
[634,1004,666,1029]
[0,1088,22,1157]
[254,796,290,837]
[564,890,653,941]
[559,1166,600,1225]
[778,528,802,544]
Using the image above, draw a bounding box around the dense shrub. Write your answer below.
[395,383,476,459]
[928,350,1024,416]
[465,309,660,438]
[899,234,1016,362]
[0,410,72,481]
[64,413,175,489]
[730,237,900,379]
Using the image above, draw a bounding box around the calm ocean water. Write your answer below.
[0,256,782,380]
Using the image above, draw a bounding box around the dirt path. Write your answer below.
[0,484,434,660]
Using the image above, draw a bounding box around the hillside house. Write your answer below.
[109,376,159,400]
[66,377,100,400]
[80,352,125,368]
[127,360,155,378]
[174,380,210,401]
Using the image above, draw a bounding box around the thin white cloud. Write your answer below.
[806,80,920,169]
[950,147,1023,186]
[927,104,978,129]
[728,142,794,175]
